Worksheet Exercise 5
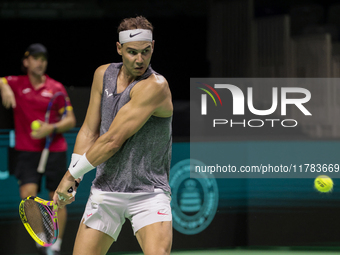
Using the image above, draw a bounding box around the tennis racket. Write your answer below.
[19,196,59,247]
[19,182,78,246]
[37,92,67,173]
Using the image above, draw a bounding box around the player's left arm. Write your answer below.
[86,74,172,166]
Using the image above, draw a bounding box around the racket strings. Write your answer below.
[24,200,55,243]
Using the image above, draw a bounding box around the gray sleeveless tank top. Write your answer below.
[92,63,172,194]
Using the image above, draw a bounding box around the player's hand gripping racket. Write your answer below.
[19,197,59,247]
[37,92,67,173]
[57,180,79,201]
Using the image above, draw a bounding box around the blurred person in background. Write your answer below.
[0,43,76,255]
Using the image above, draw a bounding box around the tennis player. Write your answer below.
[54,16,173,255]
[0,43,76,255]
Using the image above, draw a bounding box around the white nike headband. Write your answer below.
[119,29,153,44]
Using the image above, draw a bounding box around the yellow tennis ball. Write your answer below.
[314,175,333,193]
[31,120,41,131]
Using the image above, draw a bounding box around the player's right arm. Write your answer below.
[0,77,16,108]
[72,64,108,154]
[53,64,108,207]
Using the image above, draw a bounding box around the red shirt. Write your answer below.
[5,75,72,152]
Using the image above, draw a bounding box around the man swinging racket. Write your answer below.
[54,16,173,255]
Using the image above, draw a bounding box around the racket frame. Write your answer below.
[19,196,59,247]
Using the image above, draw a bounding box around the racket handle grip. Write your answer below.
[37,148,49,173]
[67,181,79,196]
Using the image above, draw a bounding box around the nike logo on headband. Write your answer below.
[130,32,143,38]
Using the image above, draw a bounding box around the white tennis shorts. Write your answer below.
[81,187,172,241]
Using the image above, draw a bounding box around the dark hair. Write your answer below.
[117,16,153,33]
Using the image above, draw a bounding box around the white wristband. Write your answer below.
[68,153,84,180]
[69,153,95,179]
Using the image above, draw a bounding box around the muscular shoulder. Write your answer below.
[132,74,170,98]
[149,74,169,89]
[131,74,172,117]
